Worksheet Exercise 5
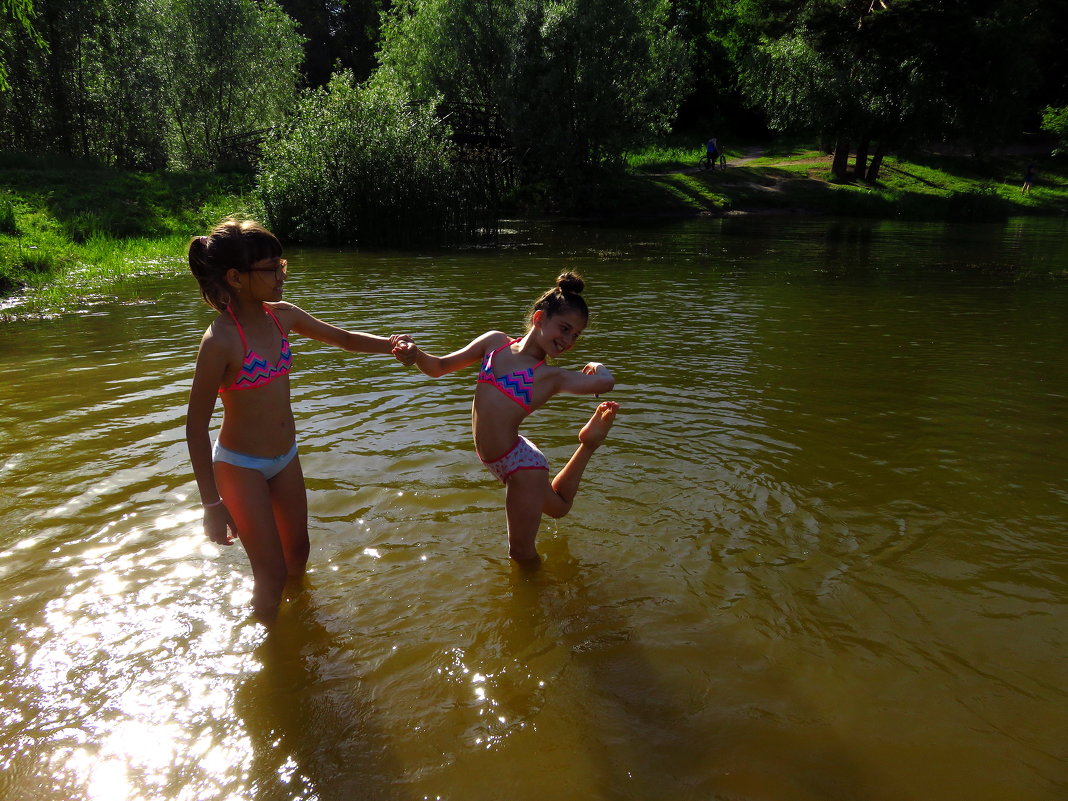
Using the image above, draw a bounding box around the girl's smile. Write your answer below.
[535,309,586,357]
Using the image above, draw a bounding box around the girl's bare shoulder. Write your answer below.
[201,314,240,353]
[263,300,302,327]
[482,330,513,348]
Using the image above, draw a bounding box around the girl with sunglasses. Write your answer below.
[186,218,413,622]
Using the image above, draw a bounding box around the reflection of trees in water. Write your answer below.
[234,588,411,801]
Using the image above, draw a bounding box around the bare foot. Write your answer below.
[578,401,619,448]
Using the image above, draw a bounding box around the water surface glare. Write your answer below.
[1,216,1066,800]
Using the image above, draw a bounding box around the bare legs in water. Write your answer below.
[505,401,620,563]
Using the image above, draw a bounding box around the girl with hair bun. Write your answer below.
[186,218,414,623]
[393,271,618,563]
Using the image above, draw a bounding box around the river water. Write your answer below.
[0,215,1066,801]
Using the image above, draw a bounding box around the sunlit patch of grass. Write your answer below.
[0,233,189,319]
[626,143,1068,220]
[0,161,249,311]
[651,173,732,210]
[625,144,704,172]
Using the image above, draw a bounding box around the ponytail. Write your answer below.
[188,219,282,312]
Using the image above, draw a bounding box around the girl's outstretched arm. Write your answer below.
[395,330,508,378]
[553,361,616,396]
[283,302,410,354]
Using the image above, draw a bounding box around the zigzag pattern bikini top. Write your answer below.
[477,338,543,411]
[220,305,292,393]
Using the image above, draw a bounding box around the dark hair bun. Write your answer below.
[556,271,584,295]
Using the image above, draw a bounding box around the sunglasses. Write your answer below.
[244,258,288,279]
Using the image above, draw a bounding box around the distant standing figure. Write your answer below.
[704,137,726,170]
[1022,163,1036,193]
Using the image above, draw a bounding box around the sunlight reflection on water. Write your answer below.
[0,216,1067,801]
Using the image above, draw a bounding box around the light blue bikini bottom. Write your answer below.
[212,440,298,480]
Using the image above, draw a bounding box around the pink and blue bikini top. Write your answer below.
[477,338,543,411]
[219,305,292,393]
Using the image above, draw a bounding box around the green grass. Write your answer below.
[624,142,740,174]
[4,234,194,318]
[4,143,1067,314]
[619,140,1068,220]
[0,156,255,315]
[625,144,704,173]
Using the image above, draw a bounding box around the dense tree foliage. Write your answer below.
[378,0,688,188]
[730,0,1044,181]
[0,0,43,91]
[0,0,302,169]
[256,70,471,245]
[151,0,303,169]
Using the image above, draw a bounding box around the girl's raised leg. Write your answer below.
[504,401,619,564]
[542,401,619,519]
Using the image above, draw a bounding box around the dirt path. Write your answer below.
[672,145,830,175]
[727,145,766,167]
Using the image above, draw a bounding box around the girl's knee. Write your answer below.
[544,501,572,519]
[543,489,573,519]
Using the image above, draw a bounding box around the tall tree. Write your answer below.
[0,0,44,91]
[0,0,303,169]
[149,0,304,169]
[508,0,688,180]
[275,0,392,89]
[732,0,1041,181]
[669,0,764,137]
[378,0,688,189]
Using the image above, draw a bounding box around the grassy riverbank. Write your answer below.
[3,144,1066,315]
[606,140,1068,219]
[0,156,255,313]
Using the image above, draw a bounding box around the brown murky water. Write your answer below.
[1,216,1066,800]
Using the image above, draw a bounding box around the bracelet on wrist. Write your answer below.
[202,498,224,508]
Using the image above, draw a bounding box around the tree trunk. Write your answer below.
[854,138,869,180]
[831,139,851,180]
[866,141,888,183]
[44,6,73,155]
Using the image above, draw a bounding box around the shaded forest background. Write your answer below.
[1,0,1066,243]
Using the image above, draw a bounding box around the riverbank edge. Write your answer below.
[0,162,256,301]
[2,149,1066,311]
[553,148,1068,222]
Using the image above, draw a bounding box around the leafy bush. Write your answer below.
[1042,106,1068,155]
[256,70,474,246]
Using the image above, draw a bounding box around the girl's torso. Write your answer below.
[471,335,558,460]
[215,303,296,456]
